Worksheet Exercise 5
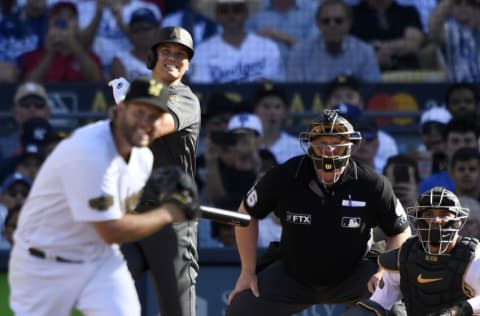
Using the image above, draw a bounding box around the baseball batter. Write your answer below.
[111,26,201,316]
[8,77,200,316]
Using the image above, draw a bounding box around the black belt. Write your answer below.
[28,247,83,264]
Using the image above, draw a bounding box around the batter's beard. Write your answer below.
[120,118,151,147]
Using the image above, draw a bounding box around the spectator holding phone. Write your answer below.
[383,154,420,209]
[20,1,103,82]
[206,113,277,208]
[196,92,239,198]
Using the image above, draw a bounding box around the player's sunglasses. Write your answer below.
[216,4,247,15]
[320,16,345,26]
[18,97,47,109]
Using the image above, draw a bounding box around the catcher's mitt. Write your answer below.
[142,166,200,219]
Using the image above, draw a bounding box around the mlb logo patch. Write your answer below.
[341,217,361,228]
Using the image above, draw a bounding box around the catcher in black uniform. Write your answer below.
[344,186,480,316]
[226,109,411,316]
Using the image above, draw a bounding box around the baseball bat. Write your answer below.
[199,205,251,227]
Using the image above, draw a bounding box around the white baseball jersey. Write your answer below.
[9,120,152,315]
[14,119,153,260]
[190,32,285,83]
[370,252,480,313]
[268,131,304,164]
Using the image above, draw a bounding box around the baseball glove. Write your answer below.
[143,166,200,220]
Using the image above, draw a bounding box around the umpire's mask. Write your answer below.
[299,109,361,184]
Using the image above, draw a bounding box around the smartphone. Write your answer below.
[393,164,410,183]
[54,18,68,29]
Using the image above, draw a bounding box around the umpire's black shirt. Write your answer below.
[243,155,408,286]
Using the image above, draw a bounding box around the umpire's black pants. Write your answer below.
[121,220,199,316]
[226,258,378,316]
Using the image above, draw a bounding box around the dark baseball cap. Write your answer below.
[20,143,45,162]
[21,117,54,146]
[123,77,170,112]
[129,7,160,31]
[154,27,194,59]
[1,172,32,194]
[253,84,288,107]
[352,116,378,141]
[204,93,238,122]
[331,103,363,121]
[326,75,361,97]
[50,1,78,16]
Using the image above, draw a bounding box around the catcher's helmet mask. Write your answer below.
[407,187,469,255]
[300,109,361,183]
[146,26,194,70]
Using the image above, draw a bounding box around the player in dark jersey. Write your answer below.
[344,186,480,316]
[119,27,201,316]
[226,109,411,316]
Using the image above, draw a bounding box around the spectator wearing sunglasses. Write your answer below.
[0,82,50,161]
[0,173,32,250]
[286,0,381,83]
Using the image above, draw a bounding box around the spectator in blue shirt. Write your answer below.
[286,0,381,82]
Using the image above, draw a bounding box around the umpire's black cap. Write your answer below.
[154,26,194,59]
[123,77,170,112]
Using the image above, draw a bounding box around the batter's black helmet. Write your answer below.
[146,26,194,69]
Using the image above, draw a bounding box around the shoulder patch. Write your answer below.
[89,195,114,211]
[378,277,385,289]
[246,188,258,208]
[378,248,400,272]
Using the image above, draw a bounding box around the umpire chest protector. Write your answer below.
[380,236,478,316]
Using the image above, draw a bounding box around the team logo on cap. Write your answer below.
[89,195,114,211]
[148,79,164,96]
[170,27,180,40]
